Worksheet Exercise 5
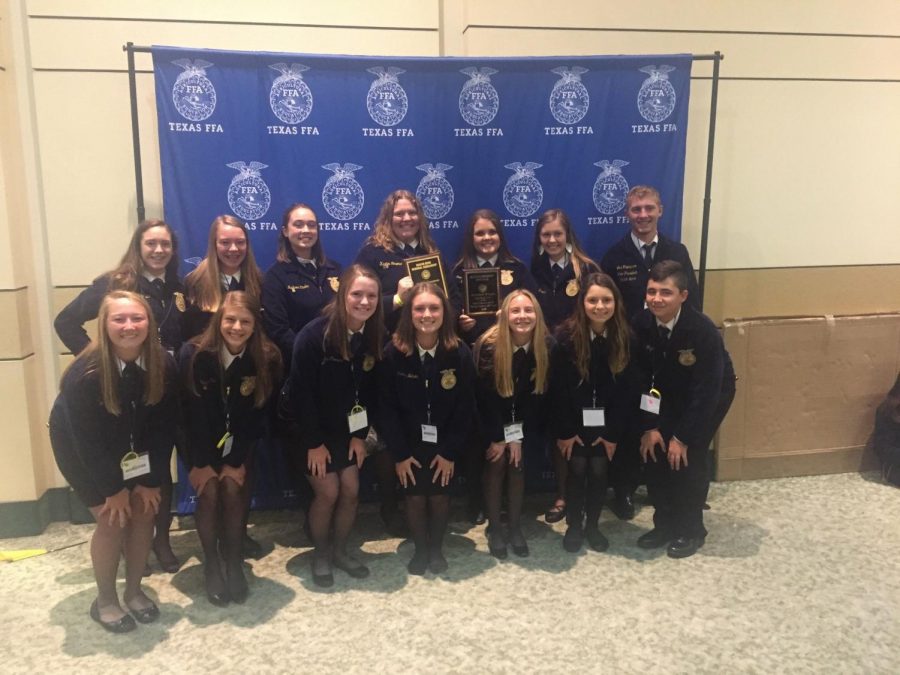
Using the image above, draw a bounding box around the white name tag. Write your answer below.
[503,422,524,442]
[582,407,606,426]
[347,406,369,433]
[421,424,438,443]
[640,393,661,414]
[121,451,151,480]
[222,435,234,458]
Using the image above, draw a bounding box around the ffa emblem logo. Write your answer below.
[421,269,432,280]
[565,279,579,297]
[440,369,457,390]
[172,59,216,121]
[240,376,256,396]
[415,163,455,220]
[549,66,590,125]
[459,67,500,127]
[678,349,697,367]
[502,162,544,218]
[363,355,375,372]
[269,63,313,124]
[477,283,487,293]
[328,276,339,292]
[501,270,513,286]
[173,292,186,312]
[637,65,677,123]
[366,67,408,127]
[321,163,365,220]
[226,162,271,221]
[592,160,630,215]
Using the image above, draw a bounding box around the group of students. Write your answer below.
[49,185,735,634]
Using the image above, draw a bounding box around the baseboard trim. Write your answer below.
[0,487,92,538]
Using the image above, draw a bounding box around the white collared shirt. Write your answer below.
[590,328,608,341]
[476,254,499,267]
[296,255,316,268]
[117,356,146,373]
[656,307,682,333]
[142,271,166,285]
[632,232,659,257]
[220,345,245,369]
[416,343,437,361]
[220,270,243,288]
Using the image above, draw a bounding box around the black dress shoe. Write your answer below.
[487,527,508,559]
[545,499,566,524]
[667,536,705,559]
[428,550,448,574]
[90,600,137,634]
[226,563,249,604]
[637,528,671,549]
[242,533,263,560]
[206,590,230,607]
[469,509,487,526]
[612,493,636,521]
[562,525,583,552]
[127,600,160,624]
[508,528,529,557]
[584,527,609,552]
[333,555,370,579]
[153,542,181,573]
[407,550,429,576]
[311,556,334,588]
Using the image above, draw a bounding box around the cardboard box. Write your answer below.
[716,313,900,480]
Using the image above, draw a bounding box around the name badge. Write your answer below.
[640,389,661,415]
[421,424,438,443]
[120,451,151,480]
[347,405,369,433]
[217,431,234,458]
[582,407,605,427]
[503,422,524,442]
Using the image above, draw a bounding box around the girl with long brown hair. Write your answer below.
[179,291,282,604]
[49,291,178,632]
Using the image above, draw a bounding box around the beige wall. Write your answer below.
[3,0,900,505]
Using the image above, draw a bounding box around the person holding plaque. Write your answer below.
[452,209,538,346]
[378,283,475,575]
[474,290,552,558]
[288,265,385,586]
[355,190,458,533]
[49,291,178,632]
[529,208,600,524]
[54,219,185,573]
[451,209,538,524]
[550,273,636,553]
[178,291,282,604]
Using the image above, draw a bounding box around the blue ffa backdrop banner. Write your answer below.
[152,46,692,271]
[152,46,692,513]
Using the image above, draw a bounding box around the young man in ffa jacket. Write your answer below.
[632,261,735,559]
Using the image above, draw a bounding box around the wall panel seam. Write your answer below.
[462,24,900,39]
[27,15,438,32]
[0,353,36,362]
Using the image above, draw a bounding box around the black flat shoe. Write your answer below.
[311,557,334,588]
[667,536,705,559]
[584,527,609,552]
[205,566,230,606]
[407,551,429,576]
[90,600,136,634]
[487,527,508,560]
[545,499,566,524]
[127,601,160,624]
[333,555,370,579]
[637,528,671,549]
[153,543,181,574]
[428,551,448,574]
[242,533,263,560]
[226,564,249,604]
[508,529,529,558]
[562,526,583,553]
[611,493,636,521]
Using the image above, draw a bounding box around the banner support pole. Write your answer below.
[696,50,723,310]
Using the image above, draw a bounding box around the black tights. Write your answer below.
[484,454,524,532]
[195,476,246,592]
[307,466,359,562]
[566,454,609,529]
[405,494,450,557]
